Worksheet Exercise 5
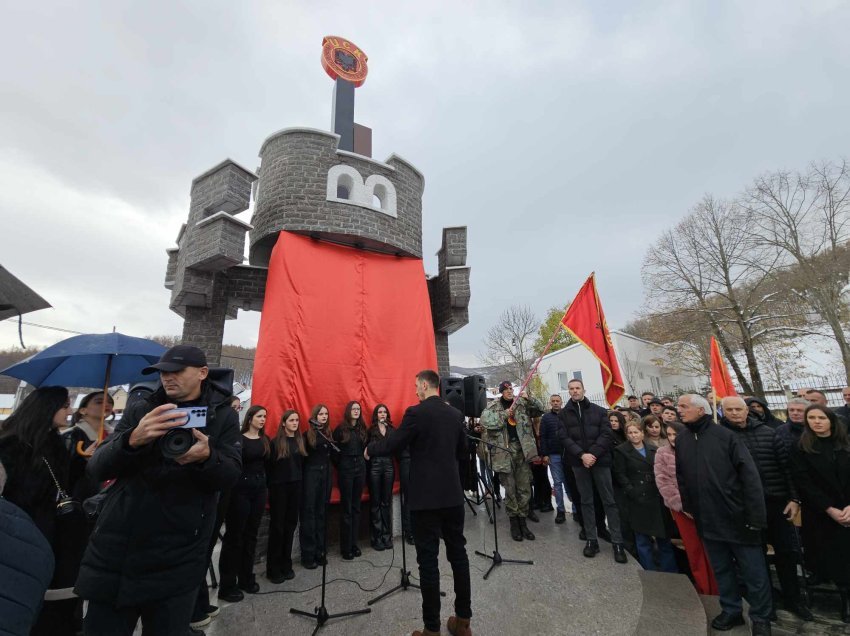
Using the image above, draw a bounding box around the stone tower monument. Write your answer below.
[164,36,470,375]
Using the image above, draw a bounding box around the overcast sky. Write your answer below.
[2,1,849,368]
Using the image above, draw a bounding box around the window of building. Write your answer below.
[558,372,570,391]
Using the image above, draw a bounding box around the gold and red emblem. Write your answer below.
[321,36,368,87]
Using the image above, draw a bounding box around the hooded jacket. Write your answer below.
[744,397,784,430]
[719,416,798,502]
[557,397,614,468]
[74,381,241,606]
[675,414,766,545]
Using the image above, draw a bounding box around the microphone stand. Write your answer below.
[470,433,534,580]
[290,423,370,634]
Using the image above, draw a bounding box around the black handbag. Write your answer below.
[42,457,82,516]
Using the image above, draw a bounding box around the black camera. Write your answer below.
[161,407,208,459]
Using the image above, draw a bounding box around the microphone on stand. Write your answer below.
[311,418,340,452]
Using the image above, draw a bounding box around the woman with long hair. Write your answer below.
[266,410,307,583]
[333,400,368,559]
[608,410,627,445]
[790,405,850,623]
[300,403,335,569]
[655,421,718,595]
[218,405,270,601]
[642,415,667,447]
[367,404,396,551]
[613,422,678,573]
[64,391,115,501]
[0,386,84,635]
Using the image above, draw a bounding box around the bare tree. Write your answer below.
[480,305,540,382]
[643,195,804,397]
[744,159,850,382]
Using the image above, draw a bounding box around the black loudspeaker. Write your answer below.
[463,375,487,418]
[440,377,466,413]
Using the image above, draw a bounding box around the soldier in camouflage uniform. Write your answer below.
[481,381,544,542]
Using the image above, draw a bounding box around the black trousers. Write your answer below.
[338,458,366,554]
[84,587,196,636]
[369,457,395,546]
[267,481,301,576]
[400,456,412,537]
[531,461,552,509]
[192,488,230,621]
[300,463,331,564]
[219,473,267,589]
[412,505,472,632]
[763,498,802,606]
[563,459,606,530]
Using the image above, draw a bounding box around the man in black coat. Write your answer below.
[675,394,772,635]
[365,369,471,636]
[744,397,784,430]
[74,345,242,636]
[557,379,627,564]
[776,397,809,454]
[720,396,812,621]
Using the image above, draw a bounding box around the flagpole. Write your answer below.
[509,321,565,410]
[712,391,718,424]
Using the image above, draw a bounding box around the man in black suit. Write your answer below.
[365,369,472,636]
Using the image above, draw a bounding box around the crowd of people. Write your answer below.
[2,340,850,636]
[0,347,470,636]
[474,381,849,635]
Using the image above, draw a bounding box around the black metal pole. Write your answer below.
[471,434,533,580]
[290,437,370,630]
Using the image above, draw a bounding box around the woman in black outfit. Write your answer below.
[790,405,850,623]
[333,400,368,559]
[218,405,270,601]
[63,391,114,502]
[0,386,84,636]
[266,409,307,583]
[300,403,335,569]
[368,404,395,551]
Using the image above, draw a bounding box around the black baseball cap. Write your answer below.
[648,398,664,406]
[142,345,208,375]
[498,381,513,393]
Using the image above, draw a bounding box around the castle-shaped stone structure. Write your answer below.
[164,128,470,373]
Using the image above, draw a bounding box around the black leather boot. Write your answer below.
[519,517,535,540]
[526,508,540,523]
[583,540,600,558]
[509,516,523,541]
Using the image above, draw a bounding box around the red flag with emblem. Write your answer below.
[709,336,737,398]
[560,274,625,407]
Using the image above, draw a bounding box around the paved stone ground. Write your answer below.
[201,499,647,636]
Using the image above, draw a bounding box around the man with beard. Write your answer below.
[720,397,812,622]
[481,381,544,542]
[745,397,784,430]
[675,394,772,635]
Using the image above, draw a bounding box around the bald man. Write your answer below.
[719,397,812,621]
[675,394,772,634]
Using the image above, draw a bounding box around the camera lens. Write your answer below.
[161,429,195,459]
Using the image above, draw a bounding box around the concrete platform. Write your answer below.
[201,498,704,635]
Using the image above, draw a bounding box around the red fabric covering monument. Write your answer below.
[252,232,438,437]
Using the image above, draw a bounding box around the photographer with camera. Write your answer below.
[74,345,242,636]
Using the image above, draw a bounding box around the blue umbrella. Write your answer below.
[0,332,166,389]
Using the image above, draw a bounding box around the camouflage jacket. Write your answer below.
[480,396,544,472]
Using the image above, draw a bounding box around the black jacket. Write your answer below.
[366,395,466,511]
[720,417,798,502]
[790,437,850,582]
[74,382,241,606]
[776,419,805,454]
[539,411,564,457]
[613,443,669,537]
[557,398,614,467]
[0,498,55,636]
[675,415,766,545]
[744,398,784,430]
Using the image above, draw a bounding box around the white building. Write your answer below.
[536,331,706,405]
